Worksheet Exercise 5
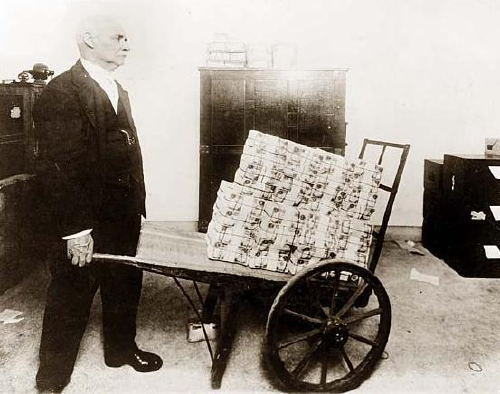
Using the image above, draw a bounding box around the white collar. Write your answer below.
[80,58,119,113]
[80,58,116,83]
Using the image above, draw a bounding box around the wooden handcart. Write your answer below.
[94,139,409,392]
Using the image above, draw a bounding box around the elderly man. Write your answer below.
[34,15,162,392]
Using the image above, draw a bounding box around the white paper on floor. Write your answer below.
[0,309,24,324]
[394,240,425,256]
[410,268,440,286]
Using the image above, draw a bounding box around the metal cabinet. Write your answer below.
[198,67,347,231]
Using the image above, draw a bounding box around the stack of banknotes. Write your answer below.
[206,130,383,274]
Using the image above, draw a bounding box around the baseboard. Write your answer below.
[145,220,198,232]
[379,226,421,242]
[146,221,423,242]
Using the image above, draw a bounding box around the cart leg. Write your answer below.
[211,287,240,389]
[202,284,221,323]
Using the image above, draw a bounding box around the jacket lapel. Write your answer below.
[70,60,100,130]
[117,83,136,133]
[70,60,110,177]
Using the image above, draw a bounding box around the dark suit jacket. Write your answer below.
[34,60,146,238]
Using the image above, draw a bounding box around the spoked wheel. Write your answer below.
[264,259,391,392]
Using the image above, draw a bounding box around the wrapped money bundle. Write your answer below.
[206,130,383,274]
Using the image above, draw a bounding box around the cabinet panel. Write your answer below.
[0,175,41,295]
[253,79,289,139]
[0,94,23,136]
[211,79,246,145]
[211,151,241,192]
[0,142,25,179]
[0,84,43,178]
[297,79,336,147]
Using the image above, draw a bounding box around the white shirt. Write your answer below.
[63,59,119,240]
[80,58,119,113]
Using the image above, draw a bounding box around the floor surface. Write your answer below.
[1,242,499,393]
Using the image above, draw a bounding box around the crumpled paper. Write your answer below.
[410,268,440,286]
[0,309,24,324]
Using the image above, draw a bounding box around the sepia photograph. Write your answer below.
[0,0,499,392]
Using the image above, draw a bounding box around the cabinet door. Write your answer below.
[0,93,25,178]
[293,72,345,150]
[0,84,43,179]
[199,73,248,231]
[211,78,246,145]
[251,78,289,139]
[296,78,336,147]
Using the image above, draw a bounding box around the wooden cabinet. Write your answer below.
[198,67,348,231]
[0,81,45,294]
[0,82,43,178]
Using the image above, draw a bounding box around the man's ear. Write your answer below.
[82,32,94,49]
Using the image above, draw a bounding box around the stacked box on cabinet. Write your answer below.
[206,130,383,275]
[440,154,500,278]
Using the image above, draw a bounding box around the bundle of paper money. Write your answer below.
[206,130,383,274]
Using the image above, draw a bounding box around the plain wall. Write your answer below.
[2,0,500,226]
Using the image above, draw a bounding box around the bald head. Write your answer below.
[76,15,130,72]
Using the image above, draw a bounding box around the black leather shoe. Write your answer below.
[35,378,70,393]
[105,349,163,372]
[36,368,70,393]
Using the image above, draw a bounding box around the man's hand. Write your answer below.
[67,233,94,267]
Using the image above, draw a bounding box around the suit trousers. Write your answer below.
[37,183,143,385]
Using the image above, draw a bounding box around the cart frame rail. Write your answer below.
[359,139,410,273]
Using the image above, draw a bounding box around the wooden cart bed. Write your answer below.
[95,221,291,285]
